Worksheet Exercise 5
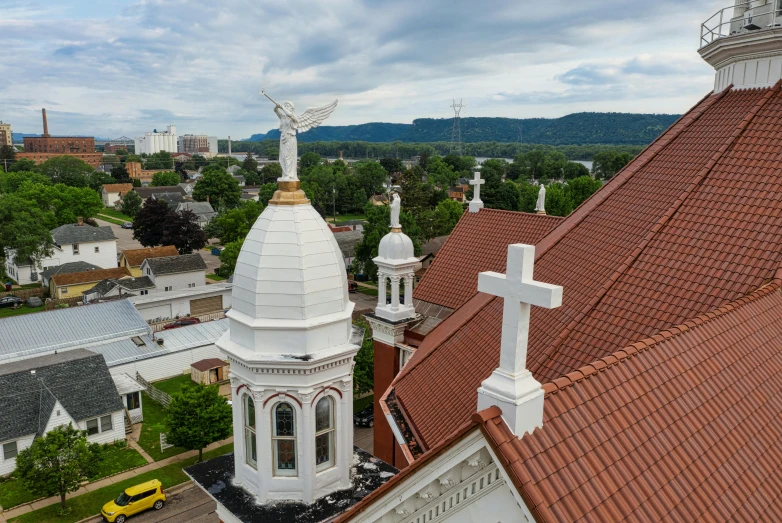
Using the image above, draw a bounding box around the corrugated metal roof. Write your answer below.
[0,300,151,363]
[92,319,228,367]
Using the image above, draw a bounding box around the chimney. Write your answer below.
[77,216,83,226]
[339,150,343,160]
[206,195,210,203]
[42,108,50,137]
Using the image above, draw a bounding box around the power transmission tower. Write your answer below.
[450,99,465,155]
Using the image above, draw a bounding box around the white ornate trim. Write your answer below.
[365,315,408,345]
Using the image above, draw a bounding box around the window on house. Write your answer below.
[94,247,99,253]
[140,290,148,295]
[245,395,257,469]
[315,397,335,471]
[73,244,79,255]
[3,441,17,460]
[86,418,99,436]
[146,268,150,275]
[273,403,297,476]
[188,283,196,288]
[61,287,68,295]
[100,415,113,432]
[127,392,141,410]
[165,286,172,292]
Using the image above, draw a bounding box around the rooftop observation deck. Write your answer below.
[701,0,782,49]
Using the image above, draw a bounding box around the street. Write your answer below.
[83,484,217,523]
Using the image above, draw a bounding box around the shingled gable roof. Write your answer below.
[479,277,782,522]
[0,349,124,442]
[413,209,564,310]
[51,224,116,245]
[50,267,131,287]
[121,245,178,267]
[144,253,206,275]
[390,83,782,452]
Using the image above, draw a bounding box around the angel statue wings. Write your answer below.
[261,90,338,181]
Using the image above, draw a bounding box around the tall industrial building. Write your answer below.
[18,109,101,167]
[0,121,11,146]
[134,125,177,155]
[178,133,218,154]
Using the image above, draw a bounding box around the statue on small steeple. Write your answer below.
[390,193,401,229]
[535,184,547,215]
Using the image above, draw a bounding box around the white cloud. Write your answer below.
[0,0,724,138]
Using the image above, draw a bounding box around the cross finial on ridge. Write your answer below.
[469,171,485,213]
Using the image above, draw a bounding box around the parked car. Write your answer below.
[0,296,22,309]
[121,222,133,229]
[354,403,374,427]
[163,318,201,329]
[101,479,166,523]
[348,281,358,293]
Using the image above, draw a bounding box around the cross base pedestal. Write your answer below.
[477,368,544,438]
[468,200,484,213]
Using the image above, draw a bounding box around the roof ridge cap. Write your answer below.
[541,278,782,397]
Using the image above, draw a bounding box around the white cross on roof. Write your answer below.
[468,171,485,213]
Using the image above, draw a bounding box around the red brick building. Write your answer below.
[20,108,99,166]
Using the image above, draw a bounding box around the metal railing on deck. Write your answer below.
[701,0,782,48]
[147,309,227,332]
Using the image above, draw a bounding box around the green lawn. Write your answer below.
[95,215,125,226]
[137,392,187,461]
[354,394,373,412]
[357,286,378,297]
[101,208,134,221]
[0,444,146,511]
[8,443,234,523]
[206,273,227,281]
[152,375,193,397]
[0,305,45,318]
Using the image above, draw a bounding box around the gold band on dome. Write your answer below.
[269,180,310,206]
[390,226,402,233]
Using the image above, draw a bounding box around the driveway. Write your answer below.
[350,290,377,315]
[81,484,217,523]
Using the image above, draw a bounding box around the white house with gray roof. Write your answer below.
[4,222,118,285]
[176,201,217,228]
[0,350,126,476]
[140,253,206,292]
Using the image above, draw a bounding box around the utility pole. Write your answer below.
[332,187,336,224]
[450,99,465,155]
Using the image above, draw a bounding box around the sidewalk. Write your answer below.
[355,281,378,290]
[0,436,233,521]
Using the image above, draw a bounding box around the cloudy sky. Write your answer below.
[0,0,723,139]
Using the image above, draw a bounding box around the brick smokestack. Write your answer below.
[42,108,50,137]
[77,216,83,226]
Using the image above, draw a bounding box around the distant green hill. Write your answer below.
[246,112,680,146]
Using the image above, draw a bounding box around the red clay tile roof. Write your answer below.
[392,84,782,452]
[481,278,782,522]
[121,245,178,267]
[191,358,228,372]
[413,209,564,310]
[51,267,131,287]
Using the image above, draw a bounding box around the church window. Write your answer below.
[273,402,296,476]
[315,397,335,471]
[244,395,257,469]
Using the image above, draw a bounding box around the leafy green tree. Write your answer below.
[353,161,387,197]
[544,183,572,217]
[133,198,171,247]
[87,170,114,192]
[300,152,322,174]
[217,239,242,277]
[151,171,180,186]
[241,168,260,186]
[36,156,95,187]
[420,198,463,240]
[425,156,458,189]
[399,166,434,219]
[214,200,264,244]
[380,158,404,174]
[110,165,130,183]
[593,150,634,179]
[565,176,602,209]
[165,383,232,462]
[518,182,539,213]
[0,145,15,171]
[353,319,374,395]
[0,170,50,193]
[266,147,279,160]
[442,154,475,174]
[258,183,277,206]
[16,183,103,225]
[8,158,37,173]
[14,424,102,510]
[525,150,546,180]
[120,189,142,217]
[124,154,143,164]
[193,167,241,211]
[162,209,208,254]
[191,155,208,169]
[352,202,422,279]
[259,162,282,184]
[144,151,174,170]
[0,194,56,268]
[242,152,258,175]
[542,151,568,179]
[563,162,591,180]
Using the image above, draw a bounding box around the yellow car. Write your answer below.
[101,479,166,523]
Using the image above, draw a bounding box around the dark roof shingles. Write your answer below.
[51,224,116,245]
[146,253,206,275]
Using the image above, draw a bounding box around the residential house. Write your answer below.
[128,282,233,321]
[140,253,207,292]
[82,276,155,303]
[176,201,217,227]
[226,165,241,175]
[178,182,195,196]
[101,183,134,207]
[0,299,229,382]
[369,193,388,206]
[133,185,187,202]
[4,221,118,285]
[120,245,178,277]
[232,175,246,187]
[333,229,364,269]
[241,190,259,202]
[50,267,131,298]
[40,261,101,288]
[0,350,126,476]
[111,373,146,424]
[155,192,186,207]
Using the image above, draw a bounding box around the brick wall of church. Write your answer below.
[373,339,400,467]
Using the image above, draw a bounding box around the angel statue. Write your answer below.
[390,193,401,229]
[261,90,338,181]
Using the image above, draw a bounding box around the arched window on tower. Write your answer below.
[244,395,257,469]
[273,402,297,476]
[315,397,335,471]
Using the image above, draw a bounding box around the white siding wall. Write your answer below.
[45,240,118,270]
[76,410,126,445]
[4,257,37,285]
[134,288,231,320]
[0,434,34,477]
[102,191,122,207]
[154,271,205,291]
[110,343,224,382]
[43,401,78,434]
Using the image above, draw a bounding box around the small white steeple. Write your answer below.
[373,194,419,323]
[468,171,485,213]
[476,244,562,437]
